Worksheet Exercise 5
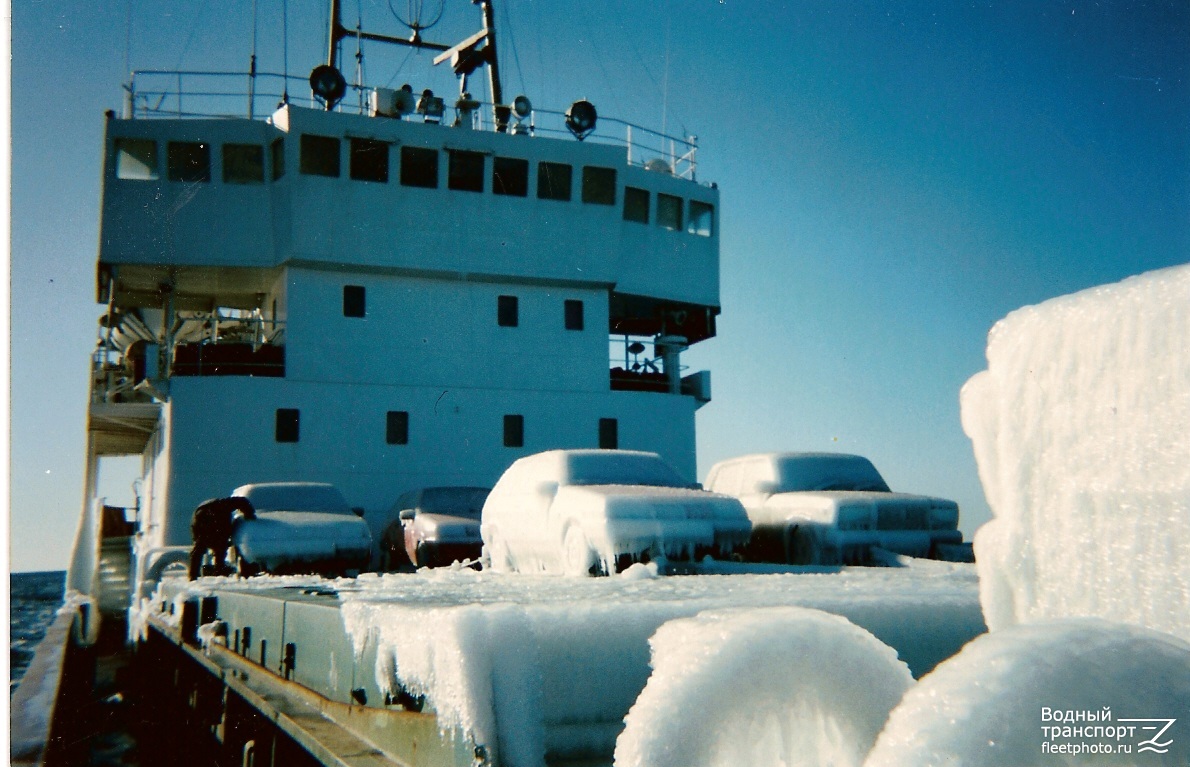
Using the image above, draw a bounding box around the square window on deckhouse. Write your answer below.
[623,186,649,224]
[657,193,683,231]
[386,411,409,445]
[498,295,519,327]
[223,144,264,184]
[271,138,286,180]
[448,150,485,192]
[114,138,158,180]
[493,157,529,196]
[350,138,389,182]
[599,418,618,449]
[564,300,584,331]
[343,285,366,318]
[582,166,616,205]
[504,415,524,448]
[300,134,341,177]
[537,162,572,201]
[401,146,439,188]
[167,142,211,182]
[275,409,300,442]
[688,200,714,237]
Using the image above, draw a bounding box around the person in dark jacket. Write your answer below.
[188,496,256,578]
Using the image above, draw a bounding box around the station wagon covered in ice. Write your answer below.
[482,449,750,575]
[705,453,962,565]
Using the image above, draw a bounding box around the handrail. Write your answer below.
[125,69,700,180]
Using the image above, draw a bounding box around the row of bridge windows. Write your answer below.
[339,286,584,330]
[274,408,618,449]
[112,135,714,237]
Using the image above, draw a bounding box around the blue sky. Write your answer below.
[10,1,1189,572]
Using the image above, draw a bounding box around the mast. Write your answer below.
[479,0,505,129]
[325,0,450,72]
[323,0,507,129]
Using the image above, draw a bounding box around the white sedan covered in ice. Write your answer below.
[705,453,963,565]
[229,482,373,575]
[481,450,751,576]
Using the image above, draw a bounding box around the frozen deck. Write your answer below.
[140,565,985,767]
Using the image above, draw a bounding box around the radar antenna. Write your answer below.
[324,0,507,130]
[388,0,446,46]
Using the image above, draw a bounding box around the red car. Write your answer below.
[381,487,490,569]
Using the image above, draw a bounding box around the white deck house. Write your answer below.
[87,97,721,569]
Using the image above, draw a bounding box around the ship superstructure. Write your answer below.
[8,8,995,767]
[80,1,720,601]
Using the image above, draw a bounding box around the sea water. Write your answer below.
[10,570,66,692]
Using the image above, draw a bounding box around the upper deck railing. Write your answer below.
[124,69,699,181]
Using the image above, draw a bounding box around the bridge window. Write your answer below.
[498,295,519,327]
[386,411,409,445]
[400,146,438,188]
[275,409,300,443]
[688,200,714,237]
[168,142,211,182]
[504,415,524,448]
[623,186,649,224]
[448,150,485,192]
[343,285,366,318]
[657,193,682,231]
[223,144,264,184]
[537,162,572,201]
[114,139,158,180]
[564,300,584,331]
[493,156,529,196]
[350,138,389,182]
[271,138,285,180]
[582,166,616,205]
[300,134,341,177]
[599,418,618,449]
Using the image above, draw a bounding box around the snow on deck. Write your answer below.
[147,564,980,767]
[866,619,1190,766]
[615,607,915,767]
[335,564,981,767]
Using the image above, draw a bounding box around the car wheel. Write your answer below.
[561,527,600,577]
[787,526,820,566]
[416,543,434,569]
[486,531,512,572]
[234,548,260,577]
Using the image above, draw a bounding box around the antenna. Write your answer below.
[322,0,509,131]
[661,17,671,142]
[389,0,446,44]
[249,0,258,118]
[282,0,290,104]
[124,0,133,80]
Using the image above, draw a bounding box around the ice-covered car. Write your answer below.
[229,482,373,575]
[481,449,751,576]
[705,453,962,565]
[380,486,490,569]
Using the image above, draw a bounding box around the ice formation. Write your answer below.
[336,565,982,767]
[865,619,1190,766]
[961,264,1190,637]
[480,449,750,575]
[614,607,913,767]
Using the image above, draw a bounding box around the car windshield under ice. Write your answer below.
[565,453,686,488]
[419,487,489,517]
[774,456,891,493]
[238,484,353,514]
